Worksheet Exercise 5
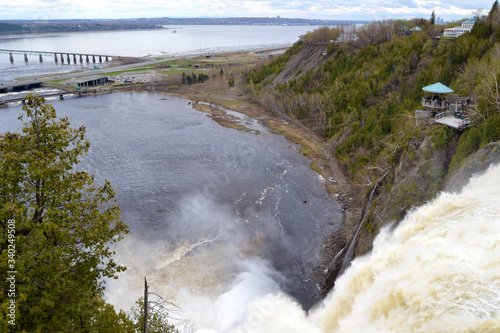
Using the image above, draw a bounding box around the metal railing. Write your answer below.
[435,111,451,119]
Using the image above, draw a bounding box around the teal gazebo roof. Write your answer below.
[422,82,454,94]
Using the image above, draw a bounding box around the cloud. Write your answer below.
[0,0,496,20]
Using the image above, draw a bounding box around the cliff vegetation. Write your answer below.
[244,2,500,259]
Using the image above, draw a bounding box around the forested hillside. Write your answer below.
[245,3,500,253]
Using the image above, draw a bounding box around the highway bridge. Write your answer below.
[0,48,115,64]
[0,80,43,93]
[0,91,83,106]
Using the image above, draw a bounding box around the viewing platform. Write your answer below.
[419,82,476,130]
[421,96,473,114]
[435,110,473,130]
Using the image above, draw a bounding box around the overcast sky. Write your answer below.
[0,0,495,22]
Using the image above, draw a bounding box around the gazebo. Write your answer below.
[422,82,454,113]
[419,82,474,130]
[423,82,454,94]
[406,26,423,35]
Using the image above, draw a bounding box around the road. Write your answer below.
[0,57,181,93]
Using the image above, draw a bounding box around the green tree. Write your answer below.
[0,94,129,331]
[489,0,499,20]
[129,298,179,333]
[430,11,436,25]
[476,44,500,115]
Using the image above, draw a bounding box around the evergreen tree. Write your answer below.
[430,11,436,25]
[489,0,500,23]
[490,0,499,17]
[0,94,129,331]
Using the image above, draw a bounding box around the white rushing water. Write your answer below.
[225,163,500,332]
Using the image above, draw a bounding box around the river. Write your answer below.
[0,25,321,82]
[0,92,343,331]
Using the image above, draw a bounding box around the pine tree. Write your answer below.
[0,94,129,331]
[490,0,499,16]
[489,0,499,23]
[430,11,436,25]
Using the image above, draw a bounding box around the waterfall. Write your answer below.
[231,163,500,332]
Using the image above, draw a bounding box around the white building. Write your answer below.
[443,19,475,38]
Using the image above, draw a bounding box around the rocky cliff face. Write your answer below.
[321,137,500,299]
[347,137,500,263]
[445,142,500,193]
[352,129,453,255]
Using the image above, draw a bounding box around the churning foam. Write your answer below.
[230,164,500,332]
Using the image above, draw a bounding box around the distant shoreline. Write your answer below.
[0,18,367,37]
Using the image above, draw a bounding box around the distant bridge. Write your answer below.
[0,80,43,93]
[0,49,115,64]
[0,91,83,106]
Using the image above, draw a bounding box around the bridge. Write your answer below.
[0,80,43,93]
[0,91,83,107]
[0,49,115,64]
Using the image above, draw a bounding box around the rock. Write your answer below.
[445,142,500,193]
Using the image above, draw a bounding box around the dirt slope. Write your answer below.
[273,44,327,84]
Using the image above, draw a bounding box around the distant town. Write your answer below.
[0,17,368,35]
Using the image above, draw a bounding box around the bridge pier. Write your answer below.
[1,49,113,66]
